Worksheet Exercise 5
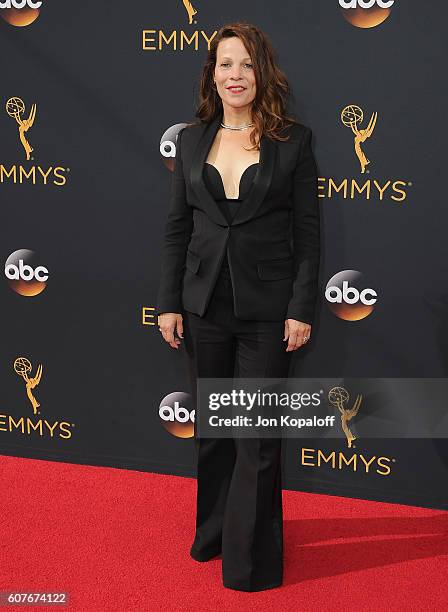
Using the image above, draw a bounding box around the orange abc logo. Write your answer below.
[325,270,377,321]
[159,392,195,438]
[160,123,188,172]
[339,0,394,28]
[4,249,49,296]
[0,0,42,27]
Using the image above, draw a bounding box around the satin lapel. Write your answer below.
[190,113,229,227]
[231,129,277,226]
[189,111,277,227]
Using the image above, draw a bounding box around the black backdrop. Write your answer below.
[1,0,447,510]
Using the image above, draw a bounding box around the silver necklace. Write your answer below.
[220,121,253,131]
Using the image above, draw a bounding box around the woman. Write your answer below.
[156,22,320,592]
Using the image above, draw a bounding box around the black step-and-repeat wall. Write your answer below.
[2,1,447,510]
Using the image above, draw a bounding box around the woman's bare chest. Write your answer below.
[205,130,260,200]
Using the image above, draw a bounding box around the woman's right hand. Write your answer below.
[158,313,184,349]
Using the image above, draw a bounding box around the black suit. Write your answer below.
[156,110,320,324]
[156,110,320,592]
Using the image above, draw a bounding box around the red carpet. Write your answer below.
[1,454,447,612]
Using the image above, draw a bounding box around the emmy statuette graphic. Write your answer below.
[14,356,43,415]
[6,96,37,161]
[341,104,377,173]
[182,0,198,24]
[328,386,363,448]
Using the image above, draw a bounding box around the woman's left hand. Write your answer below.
[283,319,311,352]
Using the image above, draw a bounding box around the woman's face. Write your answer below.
[214,36,256,110]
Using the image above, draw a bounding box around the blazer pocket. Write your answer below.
[257,255,294,281]
[185,248,201,274]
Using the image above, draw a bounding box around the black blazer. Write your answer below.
[156,110,320,324]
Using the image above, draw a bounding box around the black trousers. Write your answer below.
[183,265,292,591]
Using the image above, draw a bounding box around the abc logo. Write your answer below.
[5,249,49,296]
[0,1,42,6]
[339,1,394,7]
[160,123,188,172]
[325,270,377,321]
[339,0,394,29]
[159,392,195,438]
[0,0,42,27]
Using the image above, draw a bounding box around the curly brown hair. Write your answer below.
[191,21,300,151]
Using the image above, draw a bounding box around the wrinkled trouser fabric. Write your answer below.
[183,264,292,591]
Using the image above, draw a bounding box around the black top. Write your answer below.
[203,162,259,279]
